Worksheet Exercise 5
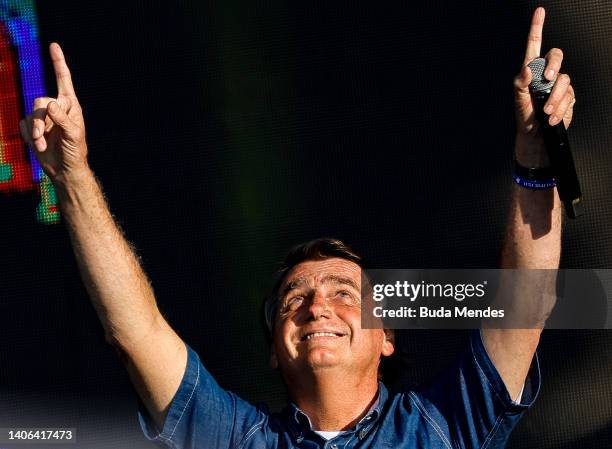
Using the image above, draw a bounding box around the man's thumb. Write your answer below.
[47,101,69,129]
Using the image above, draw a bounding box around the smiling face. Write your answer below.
[270,258,394,382]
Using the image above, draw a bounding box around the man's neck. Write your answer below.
[289,371,380,431]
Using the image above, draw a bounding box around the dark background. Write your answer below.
[1,0,611,447]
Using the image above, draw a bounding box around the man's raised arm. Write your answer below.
[482,7,575,400]
[19,43,186,430]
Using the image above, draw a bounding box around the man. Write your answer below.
[20,7,575,448]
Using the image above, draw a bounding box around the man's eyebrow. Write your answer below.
[279,274,360,299]
[320,275,360,291]
[280,277,308,298]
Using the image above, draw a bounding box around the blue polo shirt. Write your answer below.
[139,330,540,448]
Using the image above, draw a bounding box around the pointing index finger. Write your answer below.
[523,7,545,66]
[50,42,76,96]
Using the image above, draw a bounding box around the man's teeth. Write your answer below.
[306,332,339,340]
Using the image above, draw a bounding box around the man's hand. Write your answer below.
[513,7,576,166]
[19,43,88,184]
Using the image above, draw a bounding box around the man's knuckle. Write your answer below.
[550,48,563,58]
[559,73,570,85]
[528,34,541,42]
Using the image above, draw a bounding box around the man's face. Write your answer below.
[271,258,394,379]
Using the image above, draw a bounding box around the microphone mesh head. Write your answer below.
[527,57,555,93]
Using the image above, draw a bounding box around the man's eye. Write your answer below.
[284,296,304,310]
[336,290,356,302]
[336,290,355,301]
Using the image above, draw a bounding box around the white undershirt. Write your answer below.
[313,430,346,440]
[513,384,525,404]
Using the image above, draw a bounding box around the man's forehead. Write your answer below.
[281,258,361,288]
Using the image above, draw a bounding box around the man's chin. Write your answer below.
[302,348,342,369]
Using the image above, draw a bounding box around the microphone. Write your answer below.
[527,57,583,218]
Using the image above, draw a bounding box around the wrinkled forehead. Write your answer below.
[280,258,362,291]
[265,258,364,334]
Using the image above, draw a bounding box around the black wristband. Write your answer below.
[513,160,556,180]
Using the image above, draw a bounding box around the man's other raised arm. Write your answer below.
[482,7,575,400]
[20,43,186,430]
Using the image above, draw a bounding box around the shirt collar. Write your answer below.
[286,381,388,435]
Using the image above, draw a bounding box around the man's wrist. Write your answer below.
[53,165,99,212]
[514,134,550,168]
[53,165,94,191]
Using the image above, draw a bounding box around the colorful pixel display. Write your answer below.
[0,0,58,224]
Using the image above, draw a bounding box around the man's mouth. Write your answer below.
[300,332,345,341]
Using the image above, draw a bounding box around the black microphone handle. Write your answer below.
[531,91,583,218]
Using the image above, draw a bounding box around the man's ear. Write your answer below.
[270,347,279,369]
[382,329,395,357]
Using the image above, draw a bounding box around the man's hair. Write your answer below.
[262,237,362,341]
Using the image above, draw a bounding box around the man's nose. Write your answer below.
[307,291,331,319]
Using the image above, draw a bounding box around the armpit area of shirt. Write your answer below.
[474,329,541,410]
